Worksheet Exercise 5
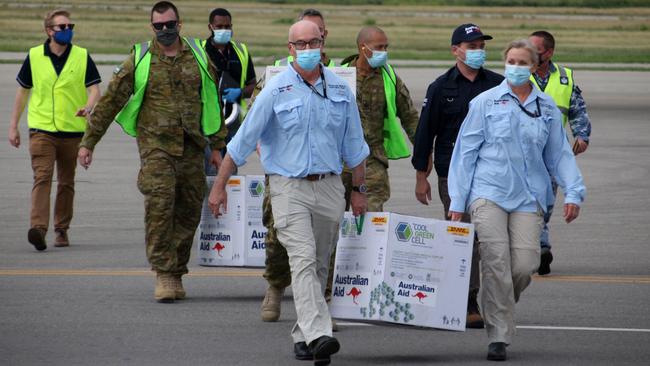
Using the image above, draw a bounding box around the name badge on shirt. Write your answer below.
[487,99,509,106]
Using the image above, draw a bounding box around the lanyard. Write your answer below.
[514,97,541,118]
[303,65,328,99]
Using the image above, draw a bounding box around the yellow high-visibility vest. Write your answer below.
[201,40,251,117]
[114,38,222,137]
[28,44,88,132]
[531,62,573,126]
[341,62,410,160]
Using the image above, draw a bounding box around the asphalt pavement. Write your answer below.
[1,63,649,366]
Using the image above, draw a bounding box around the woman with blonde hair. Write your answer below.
[447,39,586,361]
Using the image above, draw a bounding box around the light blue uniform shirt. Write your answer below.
[227,64,369,177]
[448,79,586,213]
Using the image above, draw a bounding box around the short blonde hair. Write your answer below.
[44,9,71,29]
[503,39,539,65]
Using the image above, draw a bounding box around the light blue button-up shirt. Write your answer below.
[448,79,586,213]
[227,64,369,177]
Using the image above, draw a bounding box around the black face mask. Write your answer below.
[156,28,179,46]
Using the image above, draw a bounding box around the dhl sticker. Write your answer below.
[227,178,241,186]
[447,226,470,236]
[371,216,388,225]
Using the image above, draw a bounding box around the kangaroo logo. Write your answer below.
[413,291,428,303]
[213,242,225,257]
[346,287,362,305]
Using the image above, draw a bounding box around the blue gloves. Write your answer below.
[223,88,242,103]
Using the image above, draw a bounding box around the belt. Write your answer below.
[302,173,334,181]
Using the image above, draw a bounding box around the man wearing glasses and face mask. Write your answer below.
[77,1,227,303]
[259,7,336,327]
[412,23,503,329]
[274,8,335,67]
[9,8,101,251]
[209,20,369,365]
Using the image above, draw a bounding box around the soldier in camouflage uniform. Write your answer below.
[78,1,226,303]
[325,26,420,304]
[529,30,592,275]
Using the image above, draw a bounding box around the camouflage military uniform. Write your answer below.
[80,39,226,275]
[262,175,291,288]
[325,55,420,300]
[261,55,334,290]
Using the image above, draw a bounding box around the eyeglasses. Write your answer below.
[50,23,75,30]
[152,20,178,31]
[289,38,322,50]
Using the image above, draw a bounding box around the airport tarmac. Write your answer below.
[1,63,649,365]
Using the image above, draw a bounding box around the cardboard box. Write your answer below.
[196,175,267,267]
[330,212,474,331]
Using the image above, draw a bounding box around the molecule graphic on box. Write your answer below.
[359,281,415,323]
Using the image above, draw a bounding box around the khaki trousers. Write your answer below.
[470,198,543,344]
[29,131,81,231]
[269,174,345,344]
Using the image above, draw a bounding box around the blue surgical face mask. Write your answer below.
[365,45,388,68]
[53,29,73,45]
[462,49,486,70]
[504,64,532,86]
[295,48,321,71]
[212,29,232,44]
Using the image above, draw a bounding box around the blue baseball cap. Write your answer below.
[451,23,493,45]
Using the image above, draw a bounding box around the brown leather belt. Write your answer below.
[303,173,334,181]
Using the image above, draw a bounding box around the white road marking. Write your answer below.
[335,322,650,333]
[516,325,650,333]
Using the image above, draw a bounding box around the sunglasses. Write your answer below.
[152,20,178,31]
[51,23,75,30]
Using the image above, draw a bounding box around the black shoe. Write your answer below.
[487,342,507,361]
[309,336,340,366]
[538,250,553,276]
[28,228,47,251]
[294,342,313,361]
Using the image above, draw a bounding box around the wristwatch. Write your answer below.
[352,184,368,193]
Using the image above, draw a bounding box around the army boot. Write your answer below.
[466,288,484,329]
[261,285,285,322]
[154,273,175,303]
[172,275,186,300]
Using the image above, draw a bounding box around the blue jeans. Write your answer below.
[541,180,559,250]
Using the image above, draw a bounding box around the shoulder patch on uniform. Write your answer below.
[560,76,569,85]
